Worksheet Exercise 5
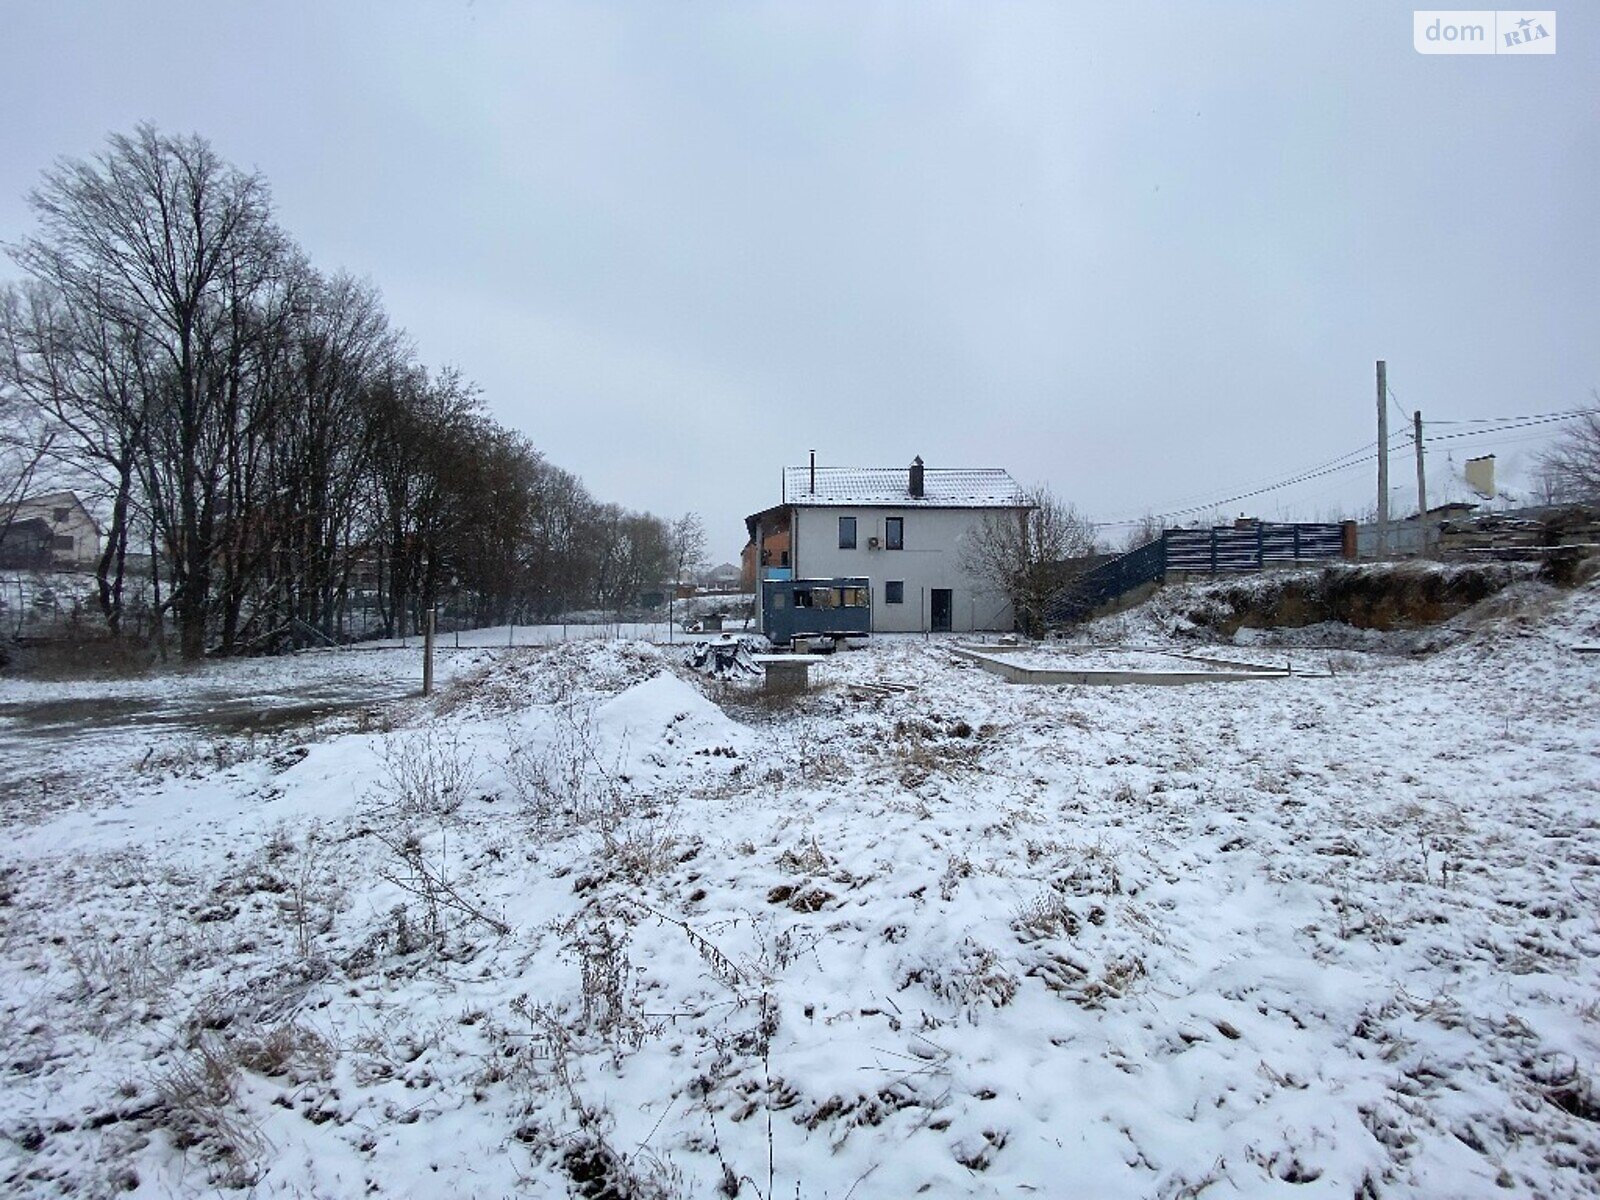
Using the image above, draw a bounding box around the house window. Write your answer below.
[885,581,905,604]
[838,516,856,549]
[885,517,903,550]
[53,508,70,524]
[53,535,75,551]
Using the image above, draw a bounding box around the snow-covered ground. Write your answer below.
[964,645,1306,674]
[2,576,1598,1197]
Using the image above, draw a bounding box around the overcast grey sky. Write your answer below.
[3,2,1594,559]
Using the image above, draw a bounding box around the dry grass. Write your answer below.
[154,1035,268,1188]
[375,728,480,820]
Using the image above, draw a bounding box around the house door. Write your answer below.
[930,588,953,632]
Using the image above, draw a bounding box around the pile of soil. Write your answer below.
[1183,561,1544,637]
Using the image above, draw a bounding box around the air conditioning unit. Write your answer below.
[868,536,881,549]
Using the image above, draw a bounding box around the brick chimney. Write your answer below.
[909,455,924,498]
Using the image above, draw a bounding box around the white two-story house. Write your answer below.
[0,490,101,570]
[744,457,1029,635]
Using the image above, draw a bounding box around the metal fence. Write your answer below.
[1165,523,1345,573]
[1046,522,1347,624]
[1046,538,1167,623]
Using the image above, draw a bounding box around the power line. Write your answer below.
[1095,427,1423,527]
[1422,413,1589,444]
[1427,407,1596,425]
[1094,449,1384,526]
[1454,429,1578,453]
[1092,408,1589,529]
[1094,447,1355,523]
[1386,385,1411,427]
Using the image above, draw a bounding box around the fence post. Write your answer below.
[1293,525,1301,561]
[1209,528,1218,574]
[423,609,435,697]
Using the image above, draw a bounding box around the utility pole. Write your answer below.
[1376,360,1389,559]
[1420,412,1433,518]
[1414,409,1429,555]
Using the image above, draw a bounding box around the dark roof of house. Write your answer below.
[781,466,1026,508]
[1,491,97,525]
[0,516,52,539]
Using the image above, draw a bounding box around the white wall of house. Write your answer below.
[791,505,1016,633]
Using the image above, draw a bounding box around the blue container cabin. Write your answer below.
[760,577,871,647]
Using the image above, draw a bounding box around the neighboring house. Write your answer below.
[744,456,1028,635]
[0,491,101,569]
[702,562,742,592]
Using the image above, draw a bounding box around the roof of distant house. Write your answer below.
[781,466,1027,508]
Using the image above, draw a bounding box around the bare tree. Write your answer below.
[0,305,57,555]
[524,460,595,620]
[669,512,708,584]
[0,280,150,632]
[363,365,482,638]
[4,124,696,655]
[588,506,670,619]
[11,125,292,658]
[666,511,707,638]
[257,268,401,647]
[1120,511,1166,553]
[959,485,1097,637]
[1536,399,1600,504]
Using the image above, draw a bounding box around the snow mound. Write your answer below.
[590,672,753,784]
[451,639,669,713]
[1531,573,1600,646]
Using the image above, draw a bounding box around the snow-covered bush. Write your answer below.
[374,728,480,820]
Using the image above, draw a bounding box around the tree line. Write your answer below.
[0,126,688,659]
